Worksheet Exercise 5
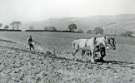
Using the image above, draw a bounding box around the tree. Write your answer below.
[4,25,9,30]
[44,27,48,31]
[44,26,57,31]
[50,26,57,31]
[68,24,77,32]
[10,21,22,30]
[87,30,93,34]
[29,26,34,30]
[93,27,104,34]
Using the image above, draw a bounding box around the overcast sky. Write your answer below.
[0,0,135,23]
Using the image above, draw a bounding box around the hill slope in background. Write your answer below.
[24,14,135,34]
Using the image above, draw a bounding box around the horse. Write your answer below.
[95,36,116,61]
[72,37,97,63]
[72,36,116,63]
[106,36,116,50]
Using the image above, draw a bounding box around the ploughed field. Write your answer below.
[0,32,134,83]
[0,32,135,62]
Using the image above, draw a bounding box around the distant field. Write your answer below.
[0,32,135,63]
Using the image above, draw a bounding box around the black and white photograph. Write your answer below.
[0,0,135,83]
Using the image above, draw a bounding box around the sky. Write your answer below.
[0,0,135,23]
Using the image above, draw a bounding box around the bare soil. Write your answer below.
[0,40,134,83]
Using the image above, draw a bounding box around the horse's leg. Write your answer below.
[72,49,79,56]
[29,45,31,51]
[32,44,35,51]
[90,50,95,63]
[72,49,79,61]
[72,44,79,56]
[81,49,86,56]
[99,47,106,62]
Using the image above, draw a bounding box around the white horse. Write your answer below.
[72,37,97,63]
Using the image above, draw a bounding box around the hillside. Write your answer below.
[24,14,135,34]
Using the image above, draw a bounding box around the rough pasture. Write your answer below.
[0,32,134,83]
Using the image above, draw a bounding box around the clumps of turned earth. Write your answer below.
[0,40,134,83]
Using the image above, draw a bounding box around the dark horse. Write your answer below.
[81,36,117,62]
[98,36,116,62]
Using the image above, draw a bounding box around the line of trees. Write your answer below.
[0,21,22,30]
[87,27,104,35]
[10,21,21,30]
[44,26,57,31]
[43,23,81,33]
[0,21,104,34]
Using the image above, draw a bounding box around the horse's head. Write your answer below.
[106,37,116,50]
